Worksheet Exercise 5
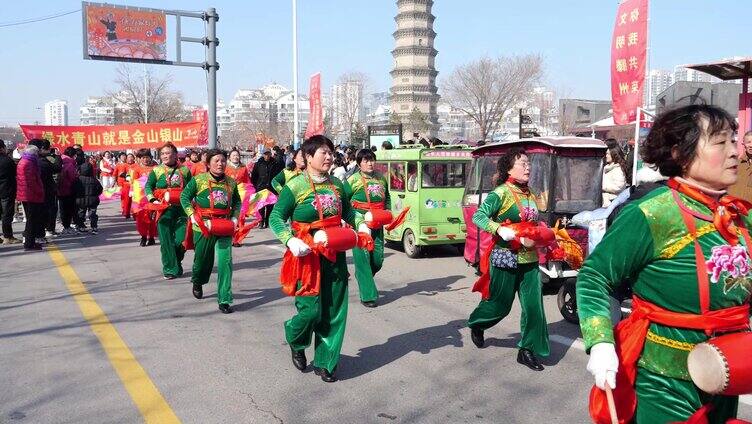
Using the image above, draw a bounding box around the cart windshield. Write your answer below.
[552,156,603,213]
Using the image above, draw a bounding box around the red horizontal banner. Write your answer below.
[20,122,203,152]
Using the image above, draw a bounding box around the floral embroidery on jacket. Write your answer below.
[312,193,340,216]
[706,244,752,294]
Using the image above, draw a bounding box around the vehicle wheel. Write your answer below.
[557,283,579,324]
[403,229,422,259]
[454,243,465,254]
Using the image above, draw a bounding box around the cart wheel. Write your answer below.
[403,229,422,258]
[557,283,579,324]
[453,243,465,254]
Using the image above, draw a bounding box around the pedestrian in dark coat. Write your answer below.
[73,163,103,234]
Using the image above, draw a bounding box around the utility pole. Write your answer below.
[518,108,523,139]
[205,8,219,148]
[143,64,148,124]
[292,0,299,148]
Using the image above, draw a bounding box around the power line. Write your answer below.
[0,9,80,28]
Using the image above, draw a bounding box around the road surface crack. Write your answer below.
[240,390,283,423]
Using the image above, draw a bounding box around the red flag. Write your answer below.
[191,109,209,146]
[610,0,648,125]
[305,73,324,139]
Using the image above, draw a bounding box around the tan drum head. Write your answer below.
[688,342,729,395]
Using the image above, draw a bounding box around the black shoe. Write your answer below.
[517,348,544,371]
[192,284,203,299]
[125,214,131,220]
[470,327,485,348]
[218,303,233,314]
[147,238,156,246]
[291,348,307,371]
[163,274,176,280]
[232,242,241,247]
[313,366,337,383]
[361,300,378,308]
[24,245,43,251]
[139,237,147,247]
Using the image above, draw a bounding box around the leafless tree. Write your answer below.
[107,64,190,124]
[333,71,369,139]
[441,55,543,141]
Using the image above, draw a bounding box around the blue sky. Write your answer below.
[0,0,749,125]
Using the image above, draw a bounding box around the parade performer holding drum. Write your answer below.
[577,105,752,424]
[181,149,241,314]
[131,149,157,247]
[145,143,192,280]
[345,148,406,308]
[468,147,551,372]
[269,135,371,383]
[271,148,305,194]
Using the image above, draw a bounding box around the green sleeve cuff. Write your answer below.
[580,315,615,352]
[487,221,500,234]
[279,231,293,246]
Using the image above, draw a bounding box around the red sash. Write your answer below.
[589,298,750,424]
[279,215,342,297]
[183,178,233,249]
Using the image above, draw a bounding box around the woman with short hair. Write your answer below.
[578,105,752,423]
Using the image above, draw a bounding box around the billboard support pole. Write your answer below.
[205,7,219,149]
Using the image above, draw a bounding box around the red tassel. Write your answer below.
[385,207,410,231]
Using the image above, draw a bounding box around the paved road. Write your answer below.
[2,202,750,423]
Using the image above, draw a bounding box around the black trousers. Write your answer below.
[22,202,44,248]
[260,205,272,227]
[45,195,58,232]
[76,207,98,229]
[58,196,76,229]
[0,197,14,238]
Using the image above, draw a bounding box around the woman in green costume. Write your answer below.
[269,135,367,383]
[271,149,305,194]
[577,105,752,423]
[180,149,241,314]
[145,143,193,280]
[468,147,550,371]
[345,148,389,308]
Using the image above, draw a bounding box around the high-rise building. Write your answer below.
[674,66,719,84]
[79,97,115,126]
[390,0,439,138]
[643,69,673,108]
[44,100,68,126]
[331,80,364,136]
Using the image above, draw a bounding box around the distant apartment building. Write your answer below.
[79,97,115,126]
[44,100,68,126]
[217,84,309,142]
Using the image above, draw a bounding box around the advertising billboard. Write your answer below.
[83,2,167,62]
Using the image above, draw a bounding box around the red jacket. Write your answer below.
[16,154,44,203]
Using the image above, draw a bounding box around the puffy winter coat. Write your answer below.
[57,155,78,197]
[601,163,627,207]
[16,154,44,203]
[74,163,103,209]
[0,154,16,199]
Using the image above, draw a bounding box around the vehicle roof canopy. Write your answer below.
[471,136,607,158]
[376,145,473,161]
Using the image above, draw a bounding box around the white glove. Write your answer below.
[231,217,238,227]
[286,237,311,257]
[128,190,134,197]
[364,211,373,223]
[497,226,516,241]
[520,237,535,248]
[358,223,371,236]
[587,342,618,390]
[190,215,199,226]
[340,219,347,228]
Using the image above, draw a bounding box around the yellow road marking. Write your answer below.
[47,245,180,423]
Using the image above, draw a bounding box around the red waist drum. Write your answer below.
[207,218,235,237]
[365,210,394,229]
[688,332,752,395]
[313,227,358,252]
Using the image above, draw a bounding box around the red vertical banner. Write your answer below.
[611,0,649,125]
[305,73,325,139]
[192,109,209,146]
